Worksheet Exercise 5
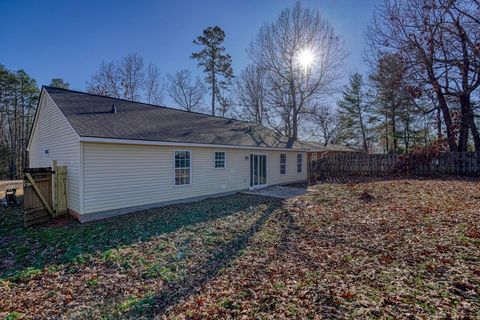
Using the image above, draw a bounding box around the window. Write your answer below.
[214,151,226,168]
[297,154,303,173]
[311,152,317,162]
[44,149,49,157]
[280,153,286,175]
[175,151,191,185]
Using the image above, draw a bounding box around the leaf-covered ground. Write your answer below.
[1,178,479,319]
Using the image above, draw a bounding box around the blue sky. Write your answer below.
[0,0,377,93]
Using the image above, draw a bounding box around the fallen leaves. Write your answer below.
[1,178,480,319]
[165,178,480,319]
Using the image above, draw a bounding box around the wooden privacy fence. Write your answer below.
[23,161,67,227]
[310,152,480,181]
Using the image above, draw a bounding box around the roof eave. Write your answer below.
[78,136,309,152]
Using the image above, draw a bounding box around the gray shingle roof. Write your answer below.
[44,86,308,150]
[301,142,360,152]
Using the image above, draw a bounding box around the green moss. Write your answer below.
[5,312,24,320]
[86,278,98,287]
[8,267,42,282]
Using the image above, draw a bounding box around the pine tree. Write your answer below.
[369,54,420,153]
[191,26,233,116]
[0,65,39,179]
[49,78,70,89]
[337,73,370,152]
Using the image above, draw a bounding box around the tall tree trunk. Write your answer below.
[404,113,410,153]
[357,101,368,153]
[289,77,298,141]
[458,94,470,152]
[384,106,389,153]
[463,95,480,152]
[434,85,457,151]
[292,110,298,141]
[211,71,216,116]
[436,107,442,139]
[391,101,397,152]
[469,116,480,152]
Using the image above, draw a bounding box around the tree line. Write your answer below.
[0,65,70,179]
[1,1,479,179]
[294,0,480,154]
[87,2,346,142]
[87,1,480,154]
[363,0,480,153]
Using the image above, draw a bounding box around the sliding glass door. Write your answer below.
[250,154,267,188]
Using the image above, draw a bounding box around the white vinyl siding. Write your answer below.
[82,143,307,215]
[28,92,81,213]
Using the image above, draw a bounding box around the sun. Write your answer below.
[298,48,315,70]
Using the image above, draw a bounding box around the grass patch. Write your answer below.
[2,180,480,319]
[142,264,176,281]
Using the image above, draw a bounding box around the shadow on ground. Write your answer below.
[0,193,276,279]
[122,201,280,318]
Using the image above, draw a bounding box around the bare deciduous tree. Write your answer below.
[234,64,267,125]
[247,1,346,141]
[366,0,480,152]
[87,53,166,104]
[310,105,341,146]
[118,53,144,101]
[145,64,164,104]
[86,61,121,98]
[166,70,206,112]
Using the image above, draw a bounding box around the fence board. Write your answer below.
[309,152,480,181]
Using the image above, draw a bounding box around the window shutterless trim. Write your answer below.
[174,150,192,186]
[297,153,303,173]
[280,153,287,175]
[213,151,226,169]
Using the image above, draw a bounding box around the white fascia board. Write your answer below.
[79,136,309,152]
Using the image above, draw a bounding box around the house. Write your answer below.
[27,87,309,222]
[301,141,361,162]
[301,142,361,179]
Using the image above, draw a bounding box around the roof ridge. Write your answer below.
[42,86,259,126]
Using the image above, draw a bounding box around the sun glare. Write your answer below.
[298,48,315,70]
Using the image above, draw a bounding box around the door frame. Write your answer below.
[249,153,268,190]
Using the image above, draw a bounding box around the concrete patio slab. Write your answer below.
[242,185,309,199]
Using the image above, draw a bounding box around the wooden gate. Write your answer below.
[23,162,68,227]
[24,168,53,227]
[53,160,68,217]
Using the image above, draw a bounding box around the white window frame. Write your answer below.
[174,150,192,186]
[280,153,287,175]
[311,152,317,162]
[297,153,303,173]
[214,151,226,169]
